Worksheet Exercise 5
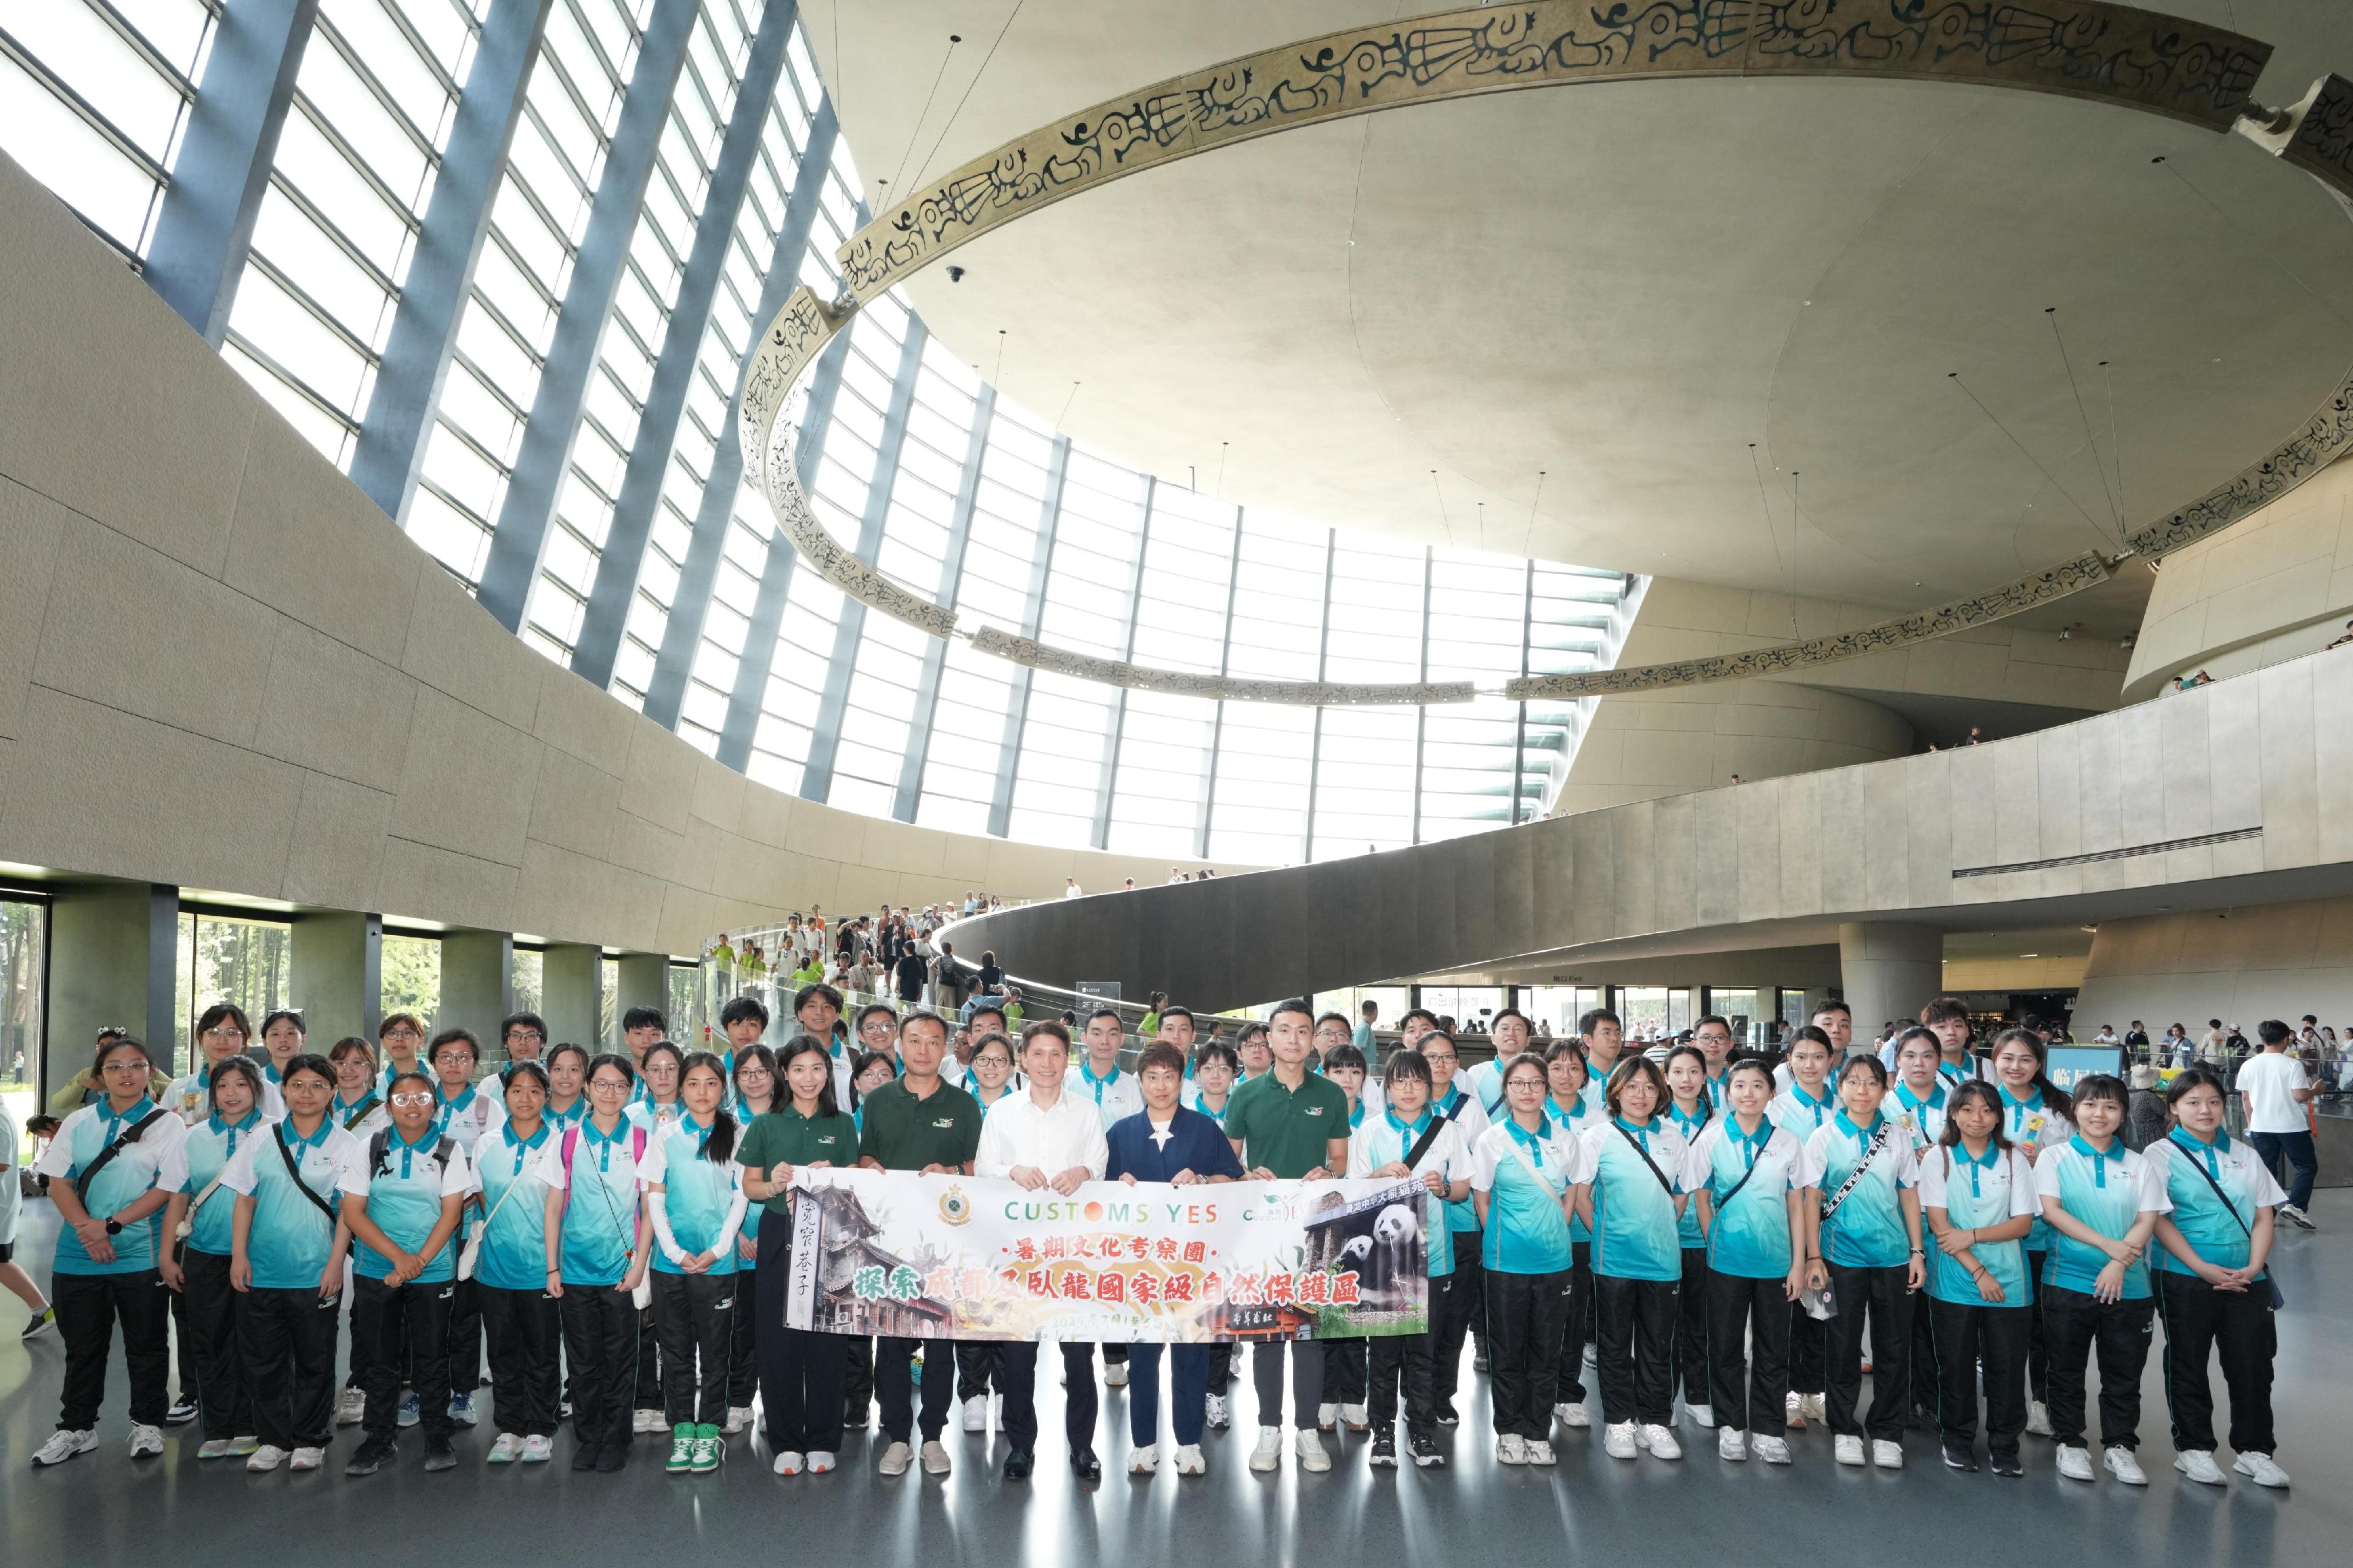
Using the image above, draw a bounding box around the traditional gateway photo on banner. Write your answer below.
[785,1172,1429,1343]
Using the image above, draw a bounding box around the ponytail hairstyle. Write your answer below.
[678,1049,736,1165]
[1935,1080,2011,1152]
[1990,1026,2073,1122]
[206,1055,265,1119]
[1662,1044,1714,1132]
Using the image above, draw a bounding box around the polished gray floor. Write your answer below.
[4,1193,2349,1566]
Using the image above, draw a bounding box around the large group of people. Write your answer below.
[8,982,2305,1499]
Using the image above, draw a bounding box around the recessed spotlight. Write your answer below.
[2020,952,2039,958]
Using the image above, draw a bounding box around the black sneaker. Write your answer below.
[1434,1407,1459,1428]
[595,1442,628,1473]
[1368,1431,1398,1467]
[1942,1442,1978,1472]
[423,1436,458,1472]
[21,1305,54,1340]
[1408,1431,1445,1467]
[344,1437,395,1477]
[570,1442,599,1471]
[163,1397,199,1426]
[1989,1452,2024,1478]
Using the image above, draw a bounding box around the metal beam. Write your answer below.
[1194,509,1245,860]
[570,1,796,691]
[713,329,850,773]
[345,0,550,522]
[1411,545,1432,845]
[892,382,995,821]
[643,99,840,730]
[1301,526,1337,862]
[1088,475,1154,850]
[1510,556,1534,825]
[472,0,696,633]
[798,317,929,803]
[143,0,318,346]
[988,435,1071,839]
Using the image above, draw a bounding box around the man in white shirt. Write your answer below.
[1068,1007,1143,1389]
[2239,1019,2319,1230]
[976,1022,1111,1482]
[1064,878,1081,899]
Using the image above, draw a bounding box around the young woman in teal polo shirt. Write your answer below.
[1799,1054,1923,1470]
[1915,1079,2038,1476]
[1571,1056,1692,1464]
[1471,1052,1575,1466]
[159,1054,267,1460]
[723,1045,779,1436]
[1541,1040,1595,1428]
[1769,1025,1837,1430]
[643,1050,748,1476]
[472,1061,565,1465]
[223,1053,359,1472]
[1662,1045,1715,1429]
[1681,1059,1805,1464]
[2032,1073,2170,1487]
[551,1053,652,1473]
[2148,1067,2290,1489]
[1989,1026,2074,1437]
[337,1066,469,1476]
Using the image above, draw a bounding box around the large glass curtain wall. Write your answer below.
[3,1,1637,867]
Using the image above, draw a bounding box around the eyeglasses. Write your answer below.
[389,1092,436,1108]
[383,1026,422,1040]
[102,1060,150,1073]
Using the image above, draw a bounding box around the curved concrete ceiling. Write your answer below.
[808,2,2353,610]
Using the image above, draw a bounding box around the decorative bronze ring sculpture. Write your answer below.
[738,1,2353,708]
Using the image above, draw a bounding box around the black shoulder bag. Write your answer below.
[1612,1123,1679,1198]
[72,1108,168,1193]
[274,1124,342,1234]
[2172,1142,2287,1310]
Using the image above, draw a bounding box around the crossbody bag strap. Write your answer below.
[341,1093,382,1132]
[1711,1128,1772,1215]
[1401,1116,1448,1173]
[74,1108,168,1193]
[1612,1122,1678,1197]
[1818,1123,1892,1223]
[2168,1140,2285,1307]
[274,1124,340,1229]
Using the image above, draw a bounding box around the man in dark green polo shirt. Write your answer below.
[854,1011,981,1477]
[1224,999,1349,1475]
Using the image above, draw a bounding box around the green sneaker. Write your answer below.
[691,1423,722,1473]
[665,1422,695,1473]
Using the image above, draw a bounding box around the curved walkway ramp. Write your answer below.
[942,646,2353,1017]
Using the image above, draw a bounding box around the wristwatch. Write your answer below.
[104,1217,124,1235]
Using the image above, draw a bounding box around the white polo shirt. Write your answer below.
[975,1089,1110,1181]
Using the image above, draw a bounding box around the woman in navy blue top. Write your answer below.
[1106,1042,1244,1475]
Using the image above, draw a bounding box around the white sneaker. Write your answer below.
[2279,1203,2317,1232]
[1250,1426,1283,1472]
[1642,1423,1682,1460]
[807,1450,836,1474]
[992,1393,1005,1428]
[32,1429,95,1466]
[247,1444,288,1472]
[488,1433,521,1463]
[1129,1444,1159,1474]
[1686,1400,1717,1429]
[1294,1430,1331,1472]
[1753,1434,1792,1465]
[336,1386,367,1426]
[1719,1427,1748,1462]
[1785,1390,1808,1430]
[1555,1400,1590,1429]
[2174,1450,2226,1486]
[1172,1443,1206,1475]
[1342,1402,1369,1431]
[521,1434,554,1463]
[1835,1434,1866,1466]
[1496,1433,1529,1465]
[774,1450,804,1476]
[634,1409,662,1434]
[2103,1445,2146,1485]
[962,1396,988,1433]
[1206,1394,1230,1430]
[1524,1438,1557,1465]
[878,1441,913,1476]
[2234,1451,2291,1488]
[289,1446,324,1472]
[1801,1393,1826,1424]
[1104,1362,1128,1387]
[921,1439,951,1475]
[2025,1399,2052,1437]
[1604,1422,1639,1460]
[1872,1439,1904,1470]
[198,1437,236,1460]
[128,1423,164,1459]
[1317,1402,1339,1432]
[724,1406,754,1435]
[2056,1444,2095,1482]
